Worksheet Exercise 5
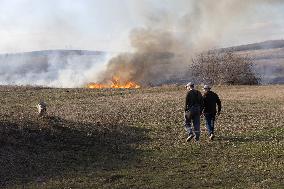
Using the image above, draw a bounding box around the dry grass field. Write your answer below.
[0,85,283,188]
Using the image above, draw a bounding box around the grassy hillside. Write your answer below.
[221,40,284,52]
[220,40,284,84]
[234,47,284,84]
[0,86,283,188]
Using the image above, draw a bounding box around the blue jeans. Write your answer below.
[204,113,216,135]
[184,111,201,140]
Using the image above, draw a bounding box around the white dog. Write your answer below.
[37,101,47,117]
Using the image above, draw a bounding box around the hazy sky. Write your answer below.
[0,0,284,53]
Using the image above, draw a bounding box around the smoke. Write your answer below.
[97,0,284,86]
[97,28,189,86]
[0,0,283,87]
[0,51,110,88]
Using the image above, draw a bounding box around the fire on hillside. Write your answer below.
[87,76,140,89]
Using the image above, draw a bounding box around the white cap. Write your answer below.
[203,85,211,89]
[186,82,194,88]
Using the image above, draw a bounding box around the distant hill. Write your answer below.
[0,49,104,58]
[221,40,284,52]
[0,41,284,86]
[162,40,284,85]
[221,40,284,84]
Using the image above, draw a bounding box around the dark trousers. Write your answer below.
[204,113,216,135]
[184,111,201,140]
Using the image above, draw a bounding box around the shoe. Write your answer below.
[186,134,194,142]
[209,134,215,140]
[194,137,200,142]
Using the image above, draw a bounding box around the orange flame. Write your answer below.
[87,77,140,89]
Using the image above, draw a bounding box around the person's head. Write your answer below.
[203,85,211,92]
[185,82,194,90]
[39,99,46,105]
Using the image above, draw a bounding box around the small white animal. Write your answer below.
[37,101,47,117]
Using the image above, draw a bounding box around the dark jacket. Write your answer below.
[185,89,203,112]
[203,91,221,114]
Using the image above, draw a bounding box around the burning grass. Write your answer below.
[0,85,283,188]
[87,76,140,89]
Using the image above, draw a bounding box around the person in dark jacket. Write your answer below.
[184,82,203,142]
[202,85,221,140]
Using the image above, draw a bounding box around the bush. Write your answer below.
[190,51,260,85]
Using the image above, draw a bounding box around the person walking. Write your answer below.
[202,85,222,140]
[184,82,203,142]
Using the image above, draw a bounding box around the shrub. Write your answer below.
[190,51,260,85]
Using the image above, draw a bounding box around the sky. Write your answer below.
[0,0,284,53]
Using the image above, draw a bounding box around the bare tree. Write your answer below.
[190,51,260,85]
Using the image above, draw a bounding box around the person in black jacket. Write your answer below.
[202,85,221,140]
[184,82,203,142]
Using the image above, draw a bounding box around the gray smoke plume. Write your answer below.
[98,28,189,86]
[0,50,109,88]
[97,0,284,86]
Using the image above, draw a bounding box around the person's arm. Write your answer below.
[185,92,190,111]
[199,92,204,113]
[216,94,222,115]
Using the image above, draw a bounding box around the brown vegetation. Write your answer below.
[0,85,283,188]
[191,52,261,85]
